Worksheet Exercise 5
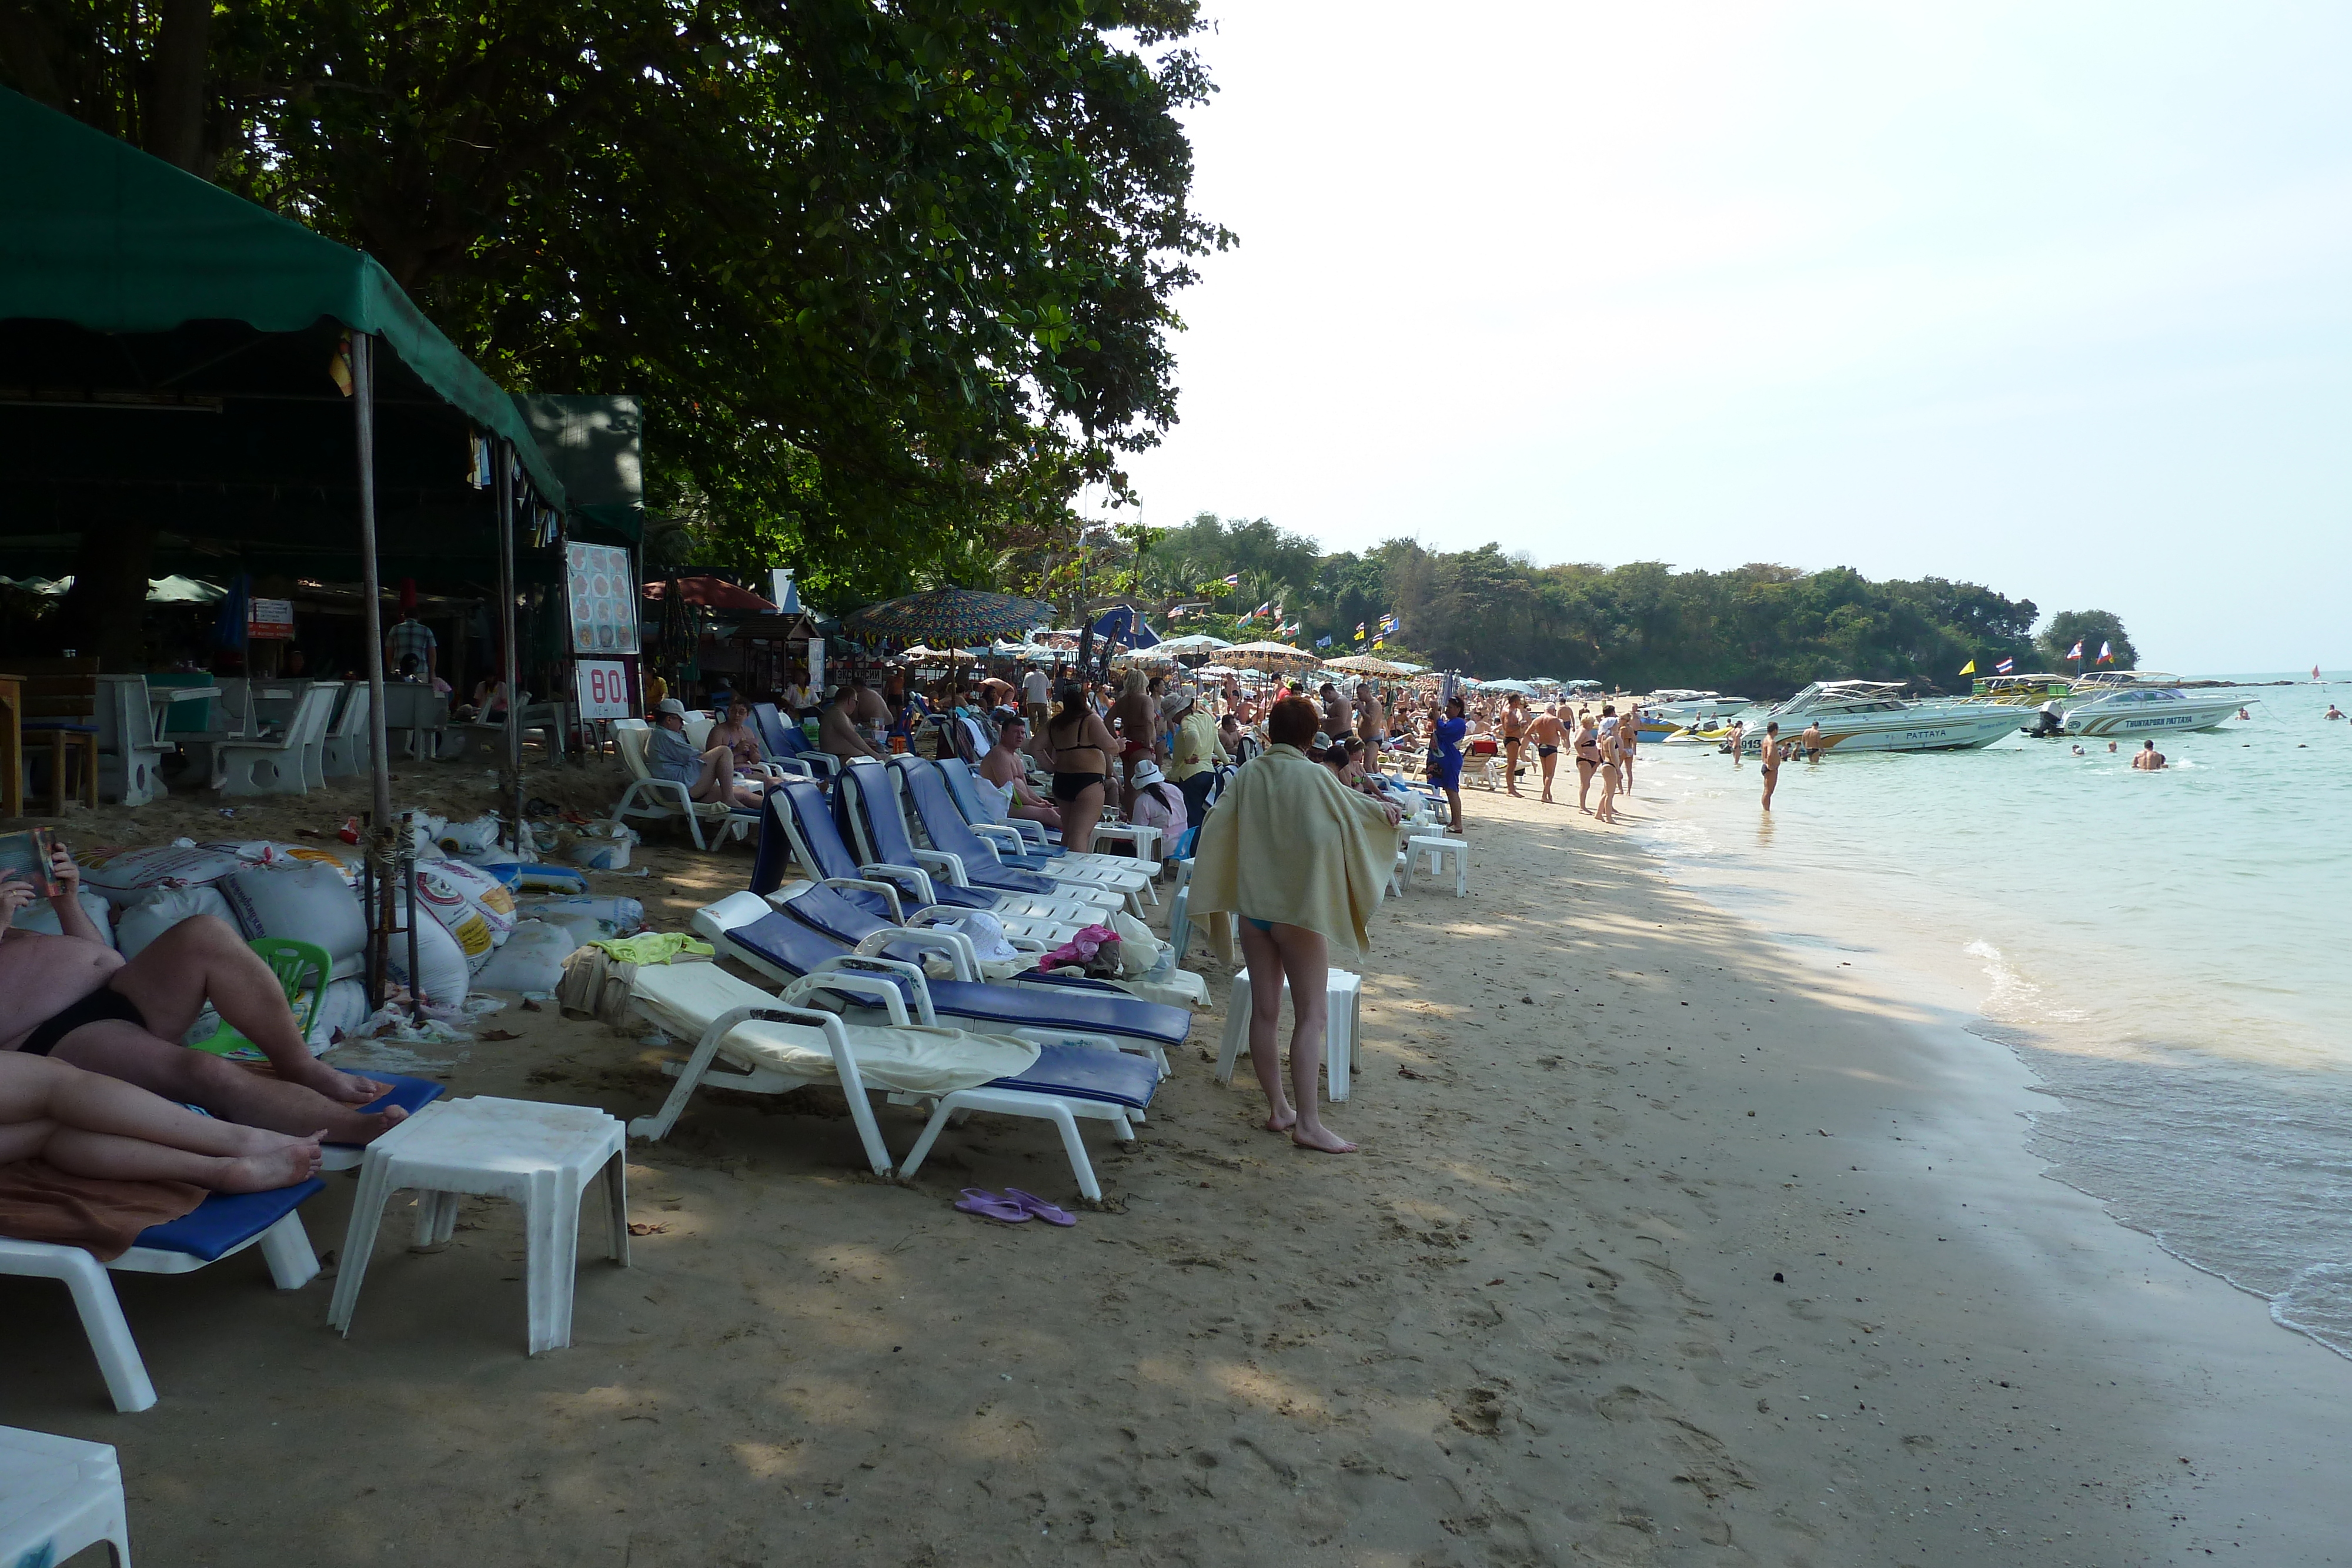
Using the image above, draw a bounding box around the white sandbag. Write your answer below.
[513,895,645,942]
[472,919,580,994]
[309,977,373,1048]
[114,884,236,958]
[569,828,635,870]
[76,844,243,906]
[198,840,360,876]
[514,864,590,894]
[217,863,368,959]
[383,909,470,1007]
[417,860,517,937]
[436,815,503,856]
[11,888,116,947]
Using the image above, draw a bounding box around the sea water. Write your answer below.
[1621,676,2352,1356]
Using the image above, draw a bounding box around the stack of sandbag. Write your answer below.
[513,895,646,945]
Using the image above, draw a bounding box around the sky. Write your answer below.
[1115,1,2352,674]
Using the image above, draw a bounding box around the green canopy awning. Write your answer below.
[0,87,566,510]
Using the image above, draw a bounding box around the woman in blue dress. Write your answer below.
[1425,694,1467,832]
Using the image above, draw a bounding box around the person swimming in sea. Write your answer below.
[2327,703,2344,721]
[2132,740,2167,771]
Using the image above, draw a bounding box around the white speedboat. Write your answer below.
[1743,680,2019,753]
[1636,690,1749,740]
[2060,673,2245,737]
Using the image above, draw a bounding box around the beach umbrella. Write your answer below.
[1225,640,1322,671]
[1324,654,1414,676]
[1156,633,1235,654]
[1477,678,1542,696]
[842,587,1055,645]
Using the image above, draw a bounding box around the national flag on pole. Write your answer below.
[1378,613,1399,633]
[1372,638,1385,649]
[1221,573,1240,589]
[1959,660,1976,676]
[1251,601,1270,619]
[1354,621,1367,641]
[2097,641,2114,664]
[1315,635,1332,648]
[1996,657,2015,674]
[2067,640,2084,660]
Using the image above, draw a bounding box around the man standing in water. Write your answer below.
[1759,721,1783,810]
[1726,717,1746,767]
[2133,740,2168,771]
[1802,719,1824,761]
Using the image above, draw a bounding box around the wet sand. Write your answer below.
[6,774,2350,1563]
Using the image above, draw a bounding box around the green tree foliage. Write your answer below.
[0,0,1228,600]
[1142,517,2059,696]
[2035,609,2139,671]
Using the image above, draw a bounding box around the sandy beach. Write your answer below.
[8,769,2352,1565]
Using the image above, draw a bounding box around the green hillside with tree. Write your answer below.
[1114,514,2132,699]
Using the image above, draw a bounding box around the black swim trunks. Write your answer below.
[19,985,146,1057]
[1536,744,1558,758]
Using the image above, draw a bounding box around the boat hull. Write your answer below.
[1745,712,2017,753]
[2063,702,2238,737]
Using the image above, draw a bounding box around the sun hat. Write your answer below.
[1132,760,1167,788]
[1160,692,1194,719]
[655,697,687,717]
[944,911,1019,966]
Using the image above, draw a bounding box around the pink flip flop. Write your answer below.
[954,1188,1030,1223]
[1001,1188,1077,1226]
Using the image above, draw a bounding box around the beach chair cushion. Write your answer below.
[633,961,1035,1092]
[990,1042,1158,1111]
[841,760,1070,898]
[131,1178,325,1262]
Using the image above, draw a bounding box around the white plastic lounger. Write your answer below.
[625,961,1159,1201]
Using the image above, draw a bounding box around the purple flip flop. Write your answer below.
[954,1188,1030,1223]
[1001,1188,1077,1226]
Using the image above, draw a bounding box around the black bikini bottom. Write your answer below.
[20,985,147,1057]
[1052,771,1106,803]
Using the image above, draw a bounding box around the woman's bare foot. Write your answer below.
[1291,1122,1358,1154]
[224,1122,318,1158]
[1262,1105,1298,1134]
[215,1135,325,1192]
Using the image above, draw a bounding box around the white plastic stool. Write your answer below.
[329,1097,630,1355]
[1214,967,1364,1101]
[1405,834,1468,897]
[0,1426,129,1567]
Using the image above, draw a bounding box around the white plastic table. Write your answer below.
[1214,967,1365,1101]
[1088,820,1161,866]
[0,1426,129,1568]
[329,1097,629,1355]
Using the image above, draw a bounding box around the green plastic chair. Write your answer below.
[186,938,330,1061]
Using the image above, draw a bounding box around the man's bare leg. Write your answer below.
[103,915,385,1105]
[49,1021,408,1143]
[0,1052,323,1189]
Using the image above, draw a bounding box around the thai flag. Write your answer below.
[2067,640,2084,660]
[1996,657,2014,674]
[1354,621,1367,640]
[2098,641,2114,664]
[1222,573,1240,588]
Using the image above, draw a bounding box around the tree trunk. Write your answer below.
[57,519,156,671]
[145,0,211,173]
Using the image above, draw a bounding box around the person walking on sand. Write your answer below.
[1593,722,1623,823]
[1189,696,1404,1155]
[1759,721,1783,810]
[1528,703,1568,803]
[1573,711,1603,811]
[1501,695,1530,797]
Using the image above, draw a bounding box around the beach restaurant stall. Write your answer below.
[0,85,570,970]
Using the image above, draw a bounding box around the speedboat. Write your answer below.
[1636,690,1750,741]
[1743,680,2019,753]
[1968,673,2073,705]
[2059,673,2245,737]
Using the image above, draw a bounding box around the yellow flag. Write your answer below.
[1958,660,1976,676]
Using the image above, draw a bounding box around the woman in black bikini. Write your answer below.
[1043,683,1121,858]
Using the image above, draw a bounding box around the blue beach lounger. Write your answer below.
[878,755,1154,910]
[0,1179,326,1412]
[836,758,1127,915]
[694,884,1192,1074]
[757,778,1104,938]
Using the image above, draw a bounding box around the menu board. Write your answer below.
[566,542,639,654]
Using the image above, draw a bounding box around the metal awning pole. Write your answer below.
[496,443,523,853]
[352,333,396,1001]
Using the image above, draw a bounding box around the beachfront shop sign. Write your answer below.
[574,658,636,720]
[246,597,294,640]
[566,542,640,655]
